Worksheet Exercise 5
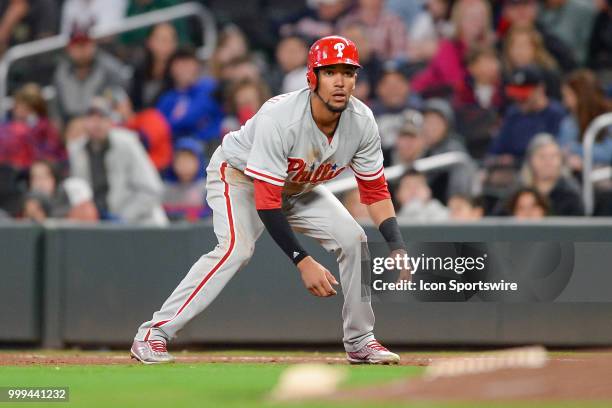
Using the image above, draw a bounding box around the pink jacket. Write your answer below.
[411,40,467,95]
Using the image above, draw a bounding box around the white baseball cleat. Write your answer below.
[130,340,175,364]
[346,339,400,365]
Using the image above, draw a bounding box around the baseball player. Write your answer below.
[131,35,408,365]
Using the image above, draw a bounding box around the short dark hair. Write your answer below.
[507,187,550,215]
[169,47,199,66]
[449,193,484,209]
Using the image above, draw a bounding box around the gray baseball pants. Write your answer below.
[135,147,375,351]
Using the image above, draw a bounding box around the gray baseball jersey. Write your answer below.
[222,88,386,193]
[136,88,385,352]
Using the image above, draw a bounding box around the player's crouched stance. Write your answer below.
[131,35,405,365]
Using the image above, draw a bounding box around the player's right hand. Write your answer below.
[297,256,339,297]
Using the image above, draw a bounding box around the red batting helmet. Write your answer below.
[306,35,361,91]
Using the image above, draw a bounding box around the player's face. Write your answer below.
[316,64,357,113]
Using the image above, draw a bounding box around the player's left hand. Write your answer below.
[390,249,412,284]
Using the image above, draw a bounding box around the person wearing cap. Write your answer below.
[498,0,576,72]
[392,109,426,166]
[162,138,209,222]
[421,98,477,203]
[68,97,167,225]
[488,65,566,163]
[53,24,131,124]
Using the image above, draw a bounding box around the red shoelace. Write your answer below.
[148,340,168,353]
[366,340,388,351]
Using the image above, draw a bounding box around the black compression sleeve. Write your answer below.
[378,217,406,252]
[257,208,309,265]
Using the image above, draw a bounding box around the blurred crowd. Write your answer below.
[0,0,611,225]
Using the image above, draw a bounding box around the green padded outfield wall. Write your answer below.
[0,223,43,343]
[2,220,612,348]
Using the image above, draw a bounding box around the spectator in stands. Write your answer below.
[129,23,177,111]
[269,35,309,95]
[501,26,561,100]
[488,66,566,163]
[68,97,167,225]
[421,98,477,203]
[498,0,576,72]
[408,0,454,62]
[156,48,223,147]
[538,0,596,65]
[455,48,504,112]
[61,0,126,37]
[53,24,131,124]
[0,121,29,170]
[221,79,271,136]
[371,61,420,164]
[210,25,251,79]
[392,109,426,166]
[124,108,173,172]
[219,56,263,84]
[411,0,495,98]
[337,0,408,60]
[340,22,384,101]
[447,193,485,221]
[454,47,504,160]
[521,133,584,216]
[395,169,448,222]
[588,0,612,83]
[278,0,351,40]
[341,188,370,223]
[559,69,612,171]
[162,138,209,222]
[507,187,550,219]
[28,160,98,222]
[387,0,426,28]
[10,84,66,166]
[121,0,189,46]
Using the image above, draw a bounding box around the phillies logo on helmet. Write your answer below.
[334,42,345,58]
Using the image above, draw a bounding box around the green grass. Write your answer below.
[0,352,611,408]
[0,363,420,408]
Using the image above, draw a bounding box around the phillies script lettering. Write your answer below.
[287,158,346,184]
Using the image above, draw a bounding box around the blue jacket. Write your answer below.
[489,100,566,160]
[557,115,612,166]
[156,77,223,143]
